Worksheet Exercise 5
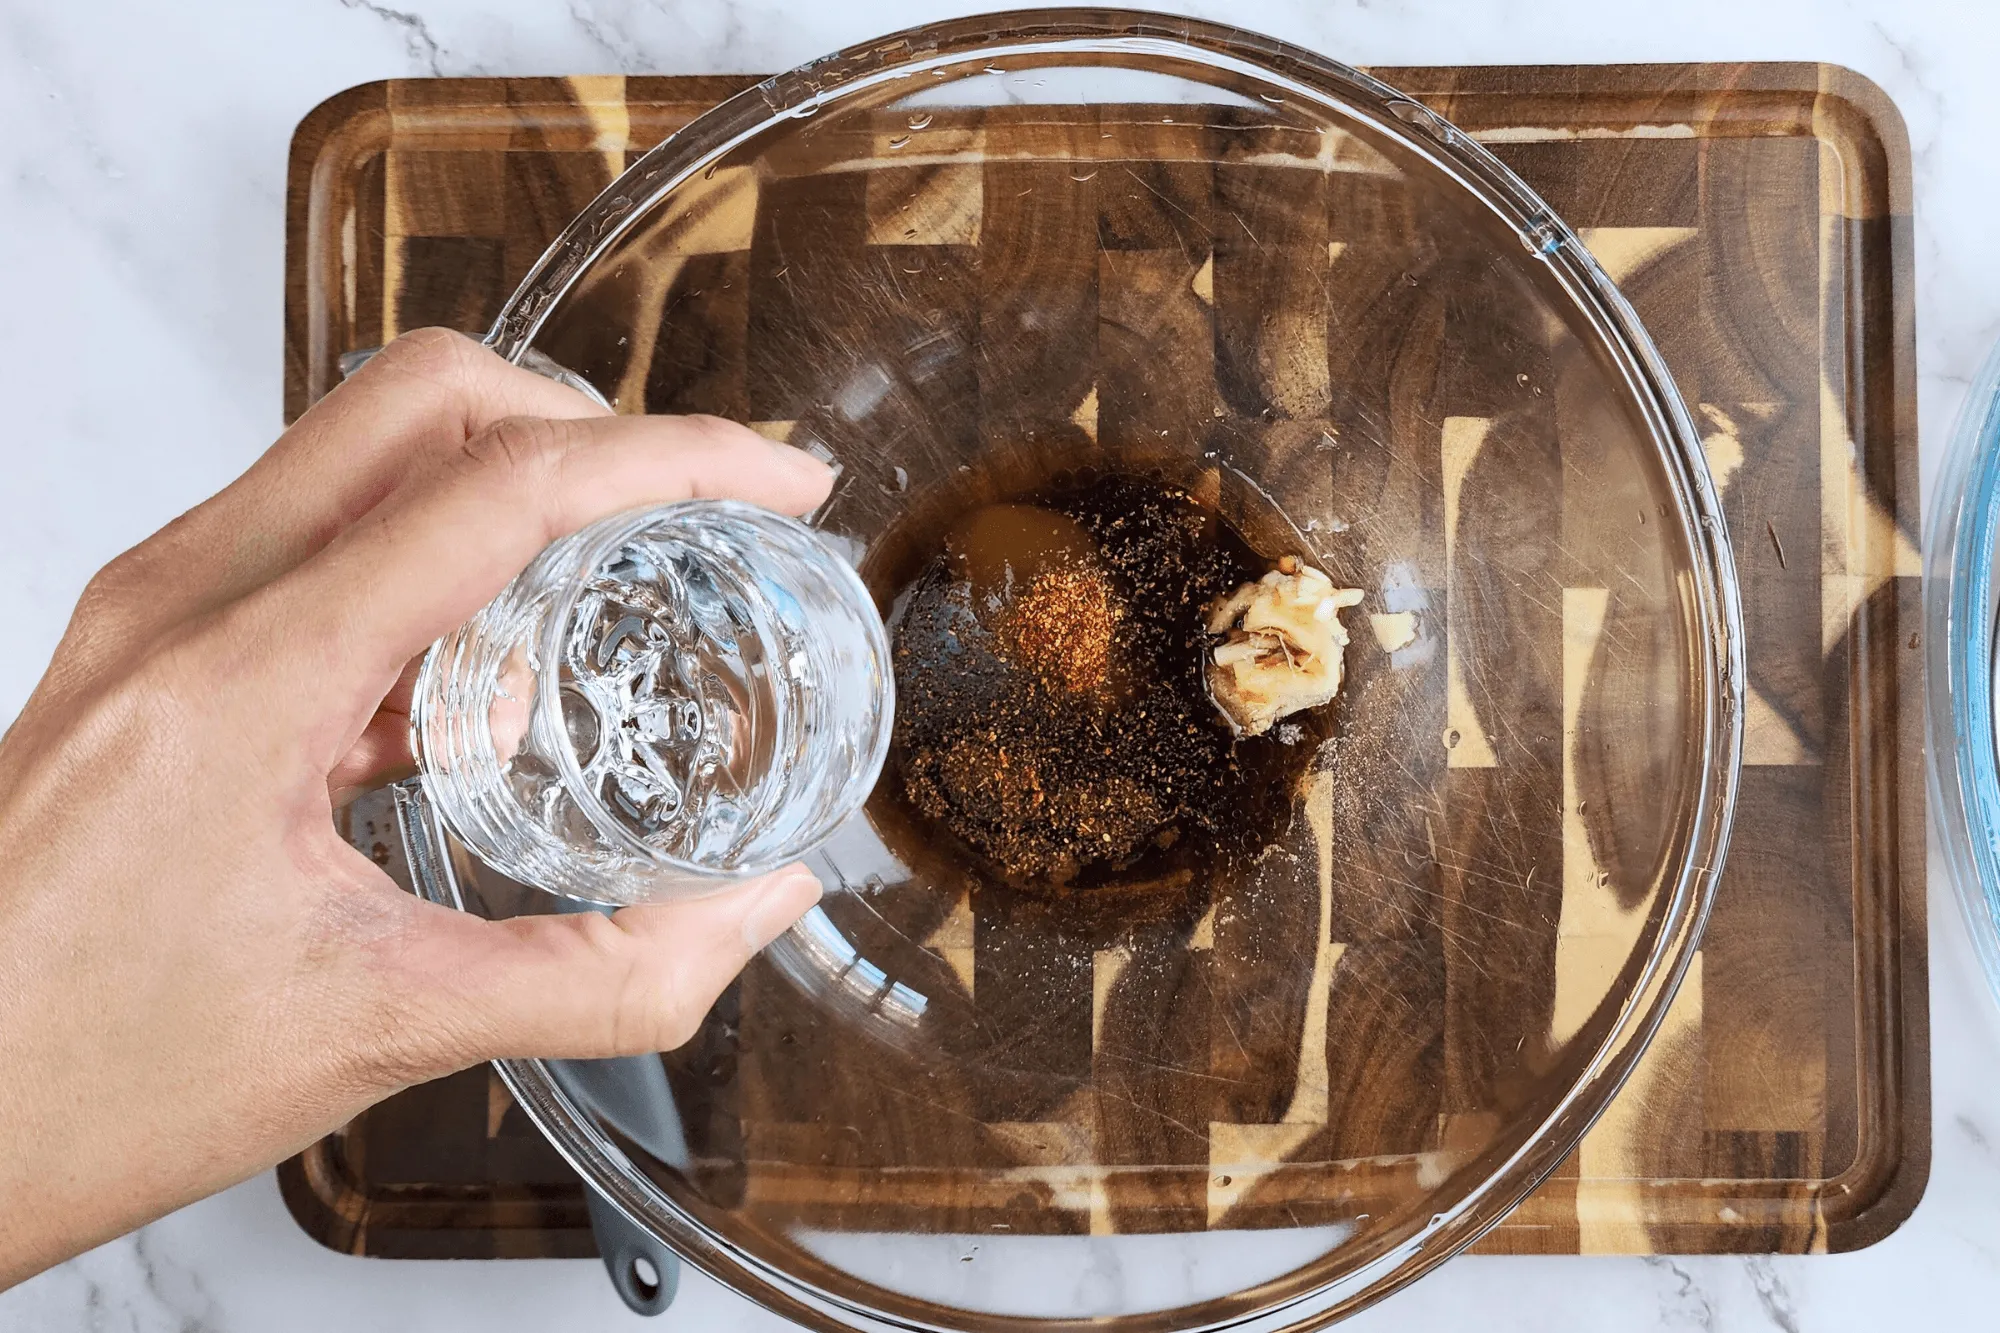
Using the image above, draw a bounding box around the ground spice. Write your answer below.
[998,565,1122,697]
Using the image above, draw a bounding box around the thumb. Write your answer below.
[391,865,823,1070]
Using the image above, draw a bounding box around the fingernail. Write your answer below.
[770,441,835,482]
[740,868,823,952]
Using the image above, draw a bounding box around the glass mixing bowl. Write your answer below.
[393,10,1743,1328]
[1928,334,2000,1005]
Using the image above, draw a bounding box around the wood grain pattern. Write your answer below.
[278,63,1924,1260]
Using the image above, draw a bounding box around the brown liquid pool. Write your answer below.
[870,470,1321,901]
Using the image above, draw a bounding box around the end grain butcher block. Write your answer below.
[278,62,1924,1259]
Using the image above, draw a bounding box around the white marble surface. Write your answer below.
[2,0,1998,1328]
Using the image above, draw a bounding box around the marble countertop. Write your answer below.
[3,0,1998,1328]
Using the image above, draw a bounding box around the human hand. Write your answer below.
[0,329,831,1287]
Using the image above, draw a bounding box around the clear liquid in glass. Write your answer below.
[413,501,893,905]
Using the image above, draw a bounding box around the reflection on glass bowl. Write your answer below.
[397,9,1743,1331]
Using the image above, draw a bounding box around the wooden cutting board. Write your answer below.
[277,63,1925,1258]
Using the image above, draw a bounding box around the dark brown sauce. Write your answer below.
[868,468,1320,905]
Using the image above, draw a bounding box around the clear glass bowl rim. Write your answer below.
[421,8,1749,1330]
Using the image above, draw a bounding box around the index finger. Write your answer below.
[232,329,618,563]
[244,412,834,749]
[84,330,617,652]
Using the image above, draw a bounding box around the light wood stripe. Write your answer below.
[1442,416,1498,768]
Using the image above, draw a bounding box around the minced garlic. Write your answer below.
[1204,557,1364,737]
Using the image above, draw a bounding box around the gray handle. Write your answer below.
[585,1185,680,1317]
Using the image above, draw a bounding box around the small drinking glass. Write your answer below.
[410,500,893,905]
